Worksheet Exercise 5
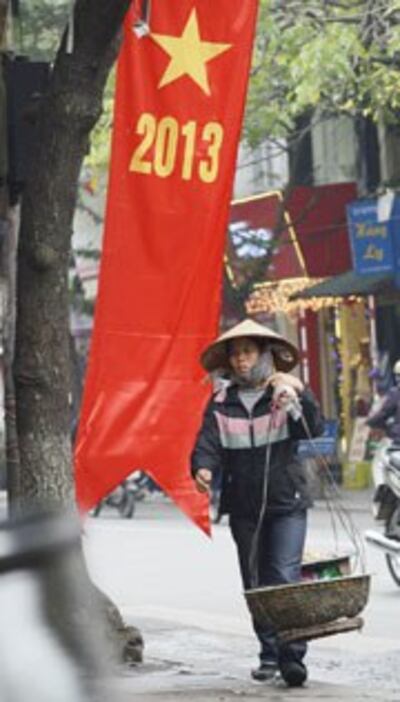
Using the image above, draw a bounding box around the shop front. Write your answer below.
[224,183,360,485]
[292,271,398,488]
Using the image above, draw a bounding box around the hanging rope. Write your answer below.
[249,419,273,588]
[249,402,367,592]
[299,412,368,574]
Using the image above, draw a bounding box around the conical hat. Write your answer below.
[200,319,299,373]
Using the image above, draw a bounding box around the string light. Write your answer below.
[245,278,363,317]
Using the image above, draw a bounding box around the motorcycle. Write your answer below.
[209,468,224,524]
[91,474,147,519]
[365,440,400,586]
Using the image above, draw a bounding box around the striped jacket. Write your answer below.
[191,383,323,519]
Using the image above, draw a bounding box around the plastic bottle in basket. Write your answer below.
[319,564,341,580]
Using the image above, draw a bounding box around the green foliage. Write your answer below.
[14,0,113,173]
[245,0,400,147]
[14,0,70,61]
[85,71,115,174]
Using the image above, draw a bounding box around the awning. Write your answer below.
[291,270,395,300]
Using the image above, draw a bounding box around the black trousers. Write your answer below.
[229,510,307,665]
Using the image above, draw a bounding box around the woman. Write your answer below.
[191,319,323,687]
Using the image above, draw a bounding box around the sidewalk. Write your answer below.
[103,617,398,702]
[314,486,374,513]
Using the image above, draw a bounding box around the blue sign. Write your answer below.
[347,199,395,275]
[390,195,400,271]
[298,420,338,459]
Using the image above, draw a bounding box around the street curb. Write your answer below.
[313,500,371,513]
[313,488,373,513]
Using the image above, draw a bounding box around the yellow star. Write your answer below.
[151,8,232,96]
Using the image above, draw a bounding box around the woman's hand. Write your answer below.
[194,468,213,494]
[266,372,304,394]
[272,384,299,410]
[267,373,304,412]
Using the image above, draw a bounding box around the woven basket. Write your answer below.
[245,574,370,631]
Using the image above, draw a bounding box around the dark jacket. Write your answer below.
[191,384,323,520]
[367,387,400,442]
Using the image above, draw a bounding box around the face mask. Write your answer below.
[232,350,274,388]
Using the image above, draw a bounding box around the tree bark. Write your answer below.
[13,0,131,512]
[0,0,20,514]
[3,206,21,512]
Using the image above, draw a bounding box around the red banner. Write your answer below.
[75,0,259,533]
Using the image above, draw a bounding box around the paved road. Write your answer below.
[84,496,400,692]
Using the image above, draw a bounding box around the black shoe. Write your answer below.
[251,662,278,682]
[280,661,307,687]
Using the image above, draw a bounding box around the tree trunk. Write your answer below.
[0,0,20,514]
[13,0,131,512]
[10,0,143,669]
[3,206,21,513]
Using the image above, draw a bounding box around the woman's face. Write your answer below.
[228,337,261,378]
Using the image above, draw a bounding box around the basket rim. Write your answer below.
[302,552,355,567]
[244,572,371,596]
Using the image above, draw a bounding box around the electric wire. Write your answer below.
[249,417,273,588]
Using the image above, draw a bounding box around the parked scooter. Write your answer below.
[365,441,400,586]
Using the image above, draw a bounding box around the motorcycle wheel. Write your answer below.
[210,492,222,524]
[385,506,400,587]
[92,501,103,517]
[118,491,136,519]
